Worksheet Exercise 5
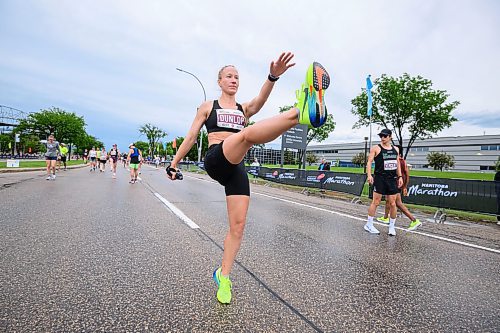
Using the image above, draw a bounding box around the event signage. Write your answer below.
[248,167,498,215]
[246,166,367,196]
[403,176,497,215]
[6,159,19,168]
[281,124,308,150]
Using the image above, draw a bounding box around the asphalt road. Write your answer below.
[1,165,499,332]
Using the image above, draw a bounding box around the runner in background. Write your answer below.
[59,143,69,171]
[108,144,120,178]
[99,147,108,172]
[44,134,60,180]
[377,144,422,230]
[127,143,142,183]
[83,149,89,165]
[364,129,403,236]
[122,152,128,168]
[89,147,97,171]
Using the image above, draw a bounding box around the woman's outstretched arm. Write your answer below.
[244,52,295,118]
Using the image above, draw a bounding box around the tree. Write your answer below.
[138,123,168,158]
[351,152,367,166]
[284,149,296,165]
[279,105,336,166]
[306,152,318,166]
[0,133,13,153]
[74,134,103,153]
[15,107,88,158]
[351,74,459,159]
[167,137,199,161]
[133,141,149,155]
[16,107,86,142]
[427,152,455,171]
[20,134,45,154]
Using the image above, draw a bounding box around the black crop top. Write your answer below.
[205,100,246,134]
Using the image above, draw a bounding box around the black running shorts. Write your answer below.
[204,142,250,196]
[373,174,399,195]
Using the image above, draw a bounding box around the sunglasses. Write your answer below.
[379,134,389,138]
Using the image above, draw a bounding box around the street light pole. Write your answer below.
[176,68,207,163]
[363,136,369,174]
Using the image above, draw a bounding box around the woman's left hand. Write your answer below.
[270,52,295,77]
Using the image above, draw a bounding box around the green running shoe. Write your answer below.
[296,83,309,125]
[376,216,390,224]
[297,62,331,128]
[213,267,232,304]
[408,219,422,231]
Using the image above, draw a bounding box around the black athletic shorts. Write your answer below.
[204,142,249,196]
[373,174,399,195]
[61,156,67,162]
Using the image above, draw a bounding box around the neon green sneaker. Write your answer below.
[296,83,309,125]
[376,216,390,224]
[213,267,232,304]
[296,61,331,128]
[408,219,422,231]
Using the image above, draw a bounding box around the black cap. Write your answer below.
[378,128,392,136]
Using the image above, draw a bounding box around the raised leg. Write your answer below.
[223,108,299,164]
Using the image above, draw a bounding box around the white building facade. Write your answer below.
[307,134,500,172]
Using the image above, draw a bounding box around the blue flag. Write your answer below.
[366,75,373,116]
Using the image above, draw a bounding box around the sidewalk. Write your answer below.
[0,163,87,173]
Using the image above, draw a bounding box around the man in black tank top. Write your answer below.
[364,129,403,236]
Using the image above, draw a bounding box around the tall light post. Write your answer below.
[176,68,207,163]
[363,136,369,173]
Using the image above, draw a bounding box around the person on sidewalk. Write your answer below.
[377,144,421,231]
[168,53,330,304]
[364,129,403,236]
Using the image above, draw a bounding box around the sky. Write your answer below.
[1,0,499,153]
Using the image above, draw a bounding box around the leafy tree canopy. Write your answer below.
[351,74,459,159]
[139,123,168,158]
[16,107,87,146]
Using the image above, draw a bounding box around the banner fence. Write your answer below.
[246,166,367,196]
[247,166,499,215]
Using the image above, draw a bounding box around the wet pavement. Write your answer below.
[1,166,499,332]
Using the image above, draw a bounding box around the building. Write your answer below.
[245,147,300,165]
[307,134,500,172]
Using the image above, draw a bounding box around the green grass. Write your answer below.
[261,164,494,181]
[0,160,85,168]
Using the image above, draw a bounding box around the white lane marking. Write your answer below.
[185,175,500,255]
[154,192,199,229]
[253,192,500,255]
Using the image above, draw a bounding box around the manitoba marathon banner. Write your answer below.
[246,166,367,196]
[403,176,498,215]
